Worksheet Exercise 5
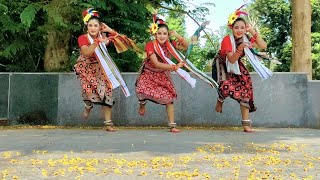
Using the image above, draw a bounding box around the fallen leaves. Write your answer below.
[0,142,319,179]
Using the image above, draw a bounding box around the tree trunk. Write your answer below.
[43,0,72,72]
[44,30,70,72]
[291,0,312,79]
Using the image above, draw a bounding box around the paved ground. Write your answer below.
[0,127,320,179]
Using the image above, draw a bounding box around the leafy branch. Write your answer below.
[156,3,216,47]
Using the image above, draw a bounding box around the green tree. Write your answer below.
[0,0,186,72]
[0,0,217,72]
[250,0,320,79]
[310,0,320,79]
[167,10,187,37]
[164,1,216,71]
[250,0,291,72]
[311,32,320,80]
[0,0,47,72]
[187,33,220,72]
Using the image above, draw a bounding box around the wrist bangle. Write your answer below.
[235,49,243,56]
[249,32,257,43]
[236,48,243,53]
[94,38,100,45]
[178,37,185,44]
[250,37,256,43]
[235,52,242,56]
[171,64,178,71]
[253,32,258,39]
[110,31,118,36]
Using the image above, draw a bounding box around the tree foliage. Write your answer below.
[311,32,320,80]
[249,0,320,79]
[0,0,213,73]
[164,1,216,71]
[0,1,46,72]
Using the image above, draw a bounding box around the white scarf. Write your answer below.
[225,34,273,80]
[226,35,241,75]
[87,34,130,97]
[154,42,197,88]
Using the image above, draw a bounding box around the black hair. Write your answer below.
[157,23,169,31]
[87,16,101,24]
[232,17,247,27]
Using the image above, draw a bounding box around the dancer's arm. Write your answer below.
[170,30,189,51]
[100,23,117,35]
[149,53,184,71]
[246,23,267,49]
[80,36,109,57]
[226,42,250,64]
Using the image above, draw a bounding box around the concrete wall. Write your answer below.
[0,74,9,119]
[0,72,319,128]
[307,80,320,128]
[0,73,58,124]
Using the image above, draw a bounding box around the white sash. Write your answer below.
[154,43,196,88]
[243,35,273,79]
[226,35,241,75]
[225,35,273,79]
[87,34,130,97]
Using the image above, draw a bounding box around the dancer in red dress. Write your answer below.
[214,7,267,132]
[135,15,189,132]
[74,8,119,132]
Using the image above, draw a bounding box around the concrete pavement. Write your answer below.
[1,127,320,179]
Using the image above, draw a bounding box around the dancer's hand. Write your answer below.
[98,33,110,44]
[169,30,178,38]
[101,23,115,33]
[237,42,252,51]
[246,23,255,35]
[176,62,185,69]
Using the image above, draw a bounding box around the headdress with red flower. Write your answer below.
[227,4,248,28]
[82,8,100,25]
[150,14,166,34]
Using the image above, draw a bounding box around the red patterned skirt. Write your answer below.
[135,61,177,105]
[74,55,114,106]
[217,59,256,112]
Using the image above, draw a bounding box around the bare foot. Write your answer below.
[169,128,181,133]
[105,126,116,132]
[138,104,146,116]
[243,126,254,133]
[215,100,223,113]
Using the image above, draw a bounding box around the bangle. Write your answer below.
[178,37,185,44]
[236,48,243,53]
[235,49,243,56]
[250,33,258,43]
[110,30,118,36]
[93,38,100,45]
[235,52,242,56]
[148,52,155,57]
[171,64,178,71]
[250,37,256,43]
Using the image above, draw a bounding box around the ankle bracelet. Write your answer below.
[217,98,224,103]
[104,120,113,126]
[241,119,252,126]
[84,103,93,109]
[139,100,147,105]
[168,123,177,128]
